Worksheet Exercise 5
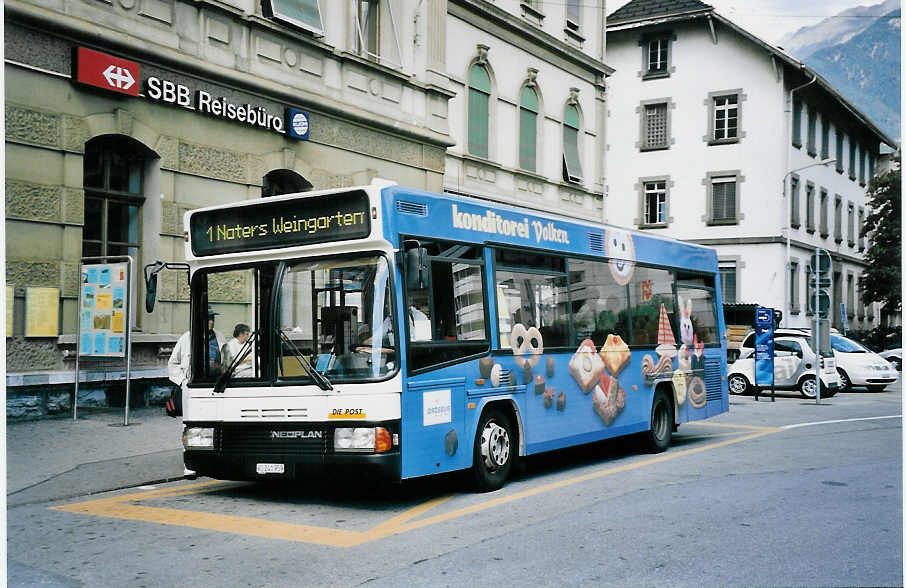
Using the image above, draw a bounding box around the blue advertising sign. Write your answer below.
[754,306,774,388]
[285,108,310,140]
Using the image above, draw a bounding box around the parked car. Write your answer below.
[879,348,901,371]
[830,335,899,392]
[728,330,841,398]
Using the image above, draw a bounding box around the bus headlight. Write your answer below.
[183,427,214,450]
[334,427,392,453]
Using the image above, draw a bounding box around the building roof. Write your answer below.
[608,0,713,25]
[606,2,898,149]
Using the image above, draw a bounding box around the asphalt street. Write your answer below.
[6,380,903,587]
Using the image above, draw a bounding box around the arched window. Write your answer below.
[562,104,583,183]
[82,135,152,258]
[262,169,313,197]
[468,64,491,159]
[519,86,539,172]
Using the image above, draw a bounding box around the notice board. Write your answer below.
[25,287,59,337]
[79,262,129,357]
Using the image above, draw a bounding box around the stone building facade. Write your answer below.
[5,0,455,416]
[5,0,613,417]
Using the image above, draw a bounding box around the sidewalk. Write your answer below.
[7,407,187,507]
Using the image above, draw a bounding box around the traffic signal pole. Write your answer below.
[811,248,831,405]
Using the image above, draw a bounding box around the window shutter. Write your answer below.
[563,105,582,182]
[645,103,667,148]
[467,65,491,159]
[519,86,538,171]
[266,0,324,34]
[712,179,736,221]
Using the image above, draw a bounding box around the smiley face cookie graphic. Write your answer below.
[605,228,636,286]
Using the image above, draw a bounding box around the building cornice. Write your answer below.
[6,1,456,149]
[448,0,614,81]
[686,236,869,265]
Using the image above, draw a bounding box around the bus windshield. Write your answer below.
[278,254,397,381]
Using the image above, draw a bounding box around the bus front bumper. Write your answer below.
[183,420,401,482]
[184,450,401,482]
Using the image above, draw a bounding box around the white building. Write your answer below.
[442,0,612,222]
[604,0,898,332]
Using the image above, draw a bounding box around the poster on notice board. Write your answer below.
[79,262,129,357]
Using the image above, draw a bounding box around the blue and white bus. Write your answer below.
[147,180,728,491]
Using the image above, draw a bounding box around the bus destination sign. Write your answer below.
[189,191,371,256]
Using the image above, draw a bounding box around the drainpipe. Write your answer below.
[784,71,817,327]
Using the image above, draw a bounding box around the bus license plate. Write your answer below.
[256,463,285,474]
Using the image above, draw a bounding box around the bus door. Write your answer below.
[399,238,490,479]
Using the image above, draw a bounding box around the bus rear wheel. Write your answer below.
[472,407,515,492]
[644,389,672,453]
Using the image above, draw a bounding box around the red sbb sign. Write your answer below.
[74,47,140,96]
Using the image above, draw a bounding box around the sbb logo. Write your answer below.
[146,77,193,108]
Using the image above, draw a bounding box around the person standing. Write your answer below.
[167,329,194,478]
[206,307,226,376]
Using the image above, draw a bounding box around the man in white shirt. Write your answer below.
[167,330,195,478]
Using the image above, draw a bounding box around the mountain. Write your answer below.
[805,8,901,141]
[778,0,898,59]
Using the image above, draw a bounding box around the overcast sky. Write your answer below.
[607,0,891,43]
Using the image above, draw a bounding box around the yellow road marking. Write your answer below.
[52,425,775,547]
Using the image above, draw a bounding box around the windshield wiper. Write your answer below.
[278,330,334,391]
[214,330,259,394]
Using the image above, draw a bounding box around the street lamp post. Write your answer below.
[782,157,836,327]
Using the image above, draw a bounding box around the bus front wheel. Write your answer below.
[472,407,515,492]
[644,389,672,453]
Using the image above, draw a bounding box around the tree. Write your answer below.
[860,157,901,317]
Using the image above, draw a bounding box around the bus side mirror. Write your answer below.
[406,247,428,290]
[144,261,189,313]
[144,261,165,313]
[145,273,158,313]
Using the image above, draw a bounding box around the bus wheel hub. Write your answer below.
[481,422,509,470]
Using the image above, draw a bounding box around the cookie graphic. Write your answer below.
[606,228,636,286]
[592,378,625,426]
[569,339,604,394]
[511,323,544,369]
[672,370,687,406]
[444,429,458,456]
[601,334,631,376]
[543,387,554,409]
[641,353,674,382]
[522,364,534,385]
[490,363,502,387]
[688,376,707,409]
[479,357,494,378]
[534,374,546,395]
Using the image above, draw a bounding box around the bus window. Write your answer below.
[567,257,630,347]
[195,267,261,382]
[404,239,489,372]
[676,277,719,345]
[277,255,396,381]
[496,250,569,348]
[627,266,675,346]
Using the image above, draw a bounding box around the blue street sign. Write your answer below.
[754,306,774,389]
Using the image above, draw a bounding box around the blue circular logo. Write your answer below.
[292,112,309,136]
